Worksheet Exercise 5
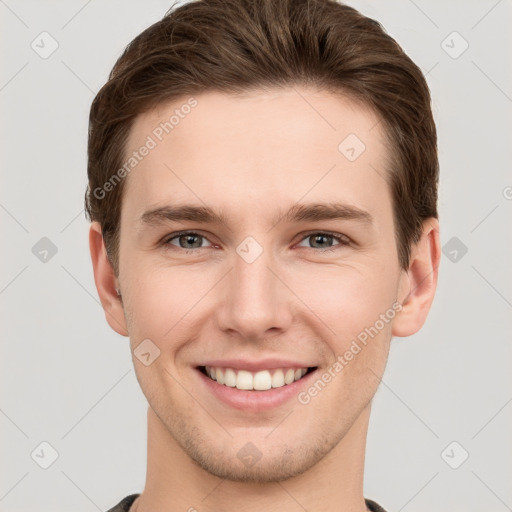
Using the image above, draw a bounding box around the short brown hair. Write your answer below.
[85,0,438,274]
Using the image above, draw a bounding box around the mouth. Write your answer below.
[197,365,318,391]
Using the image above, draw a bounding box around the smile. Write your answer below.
[200,366,316,391]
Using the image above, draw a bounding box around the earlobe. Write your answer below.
[89,222,129,337]
[392,218,441,338]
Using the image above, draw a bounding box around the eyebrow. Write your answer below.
[139,202,373,228]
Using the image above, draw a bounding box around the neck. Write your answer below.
[133,404,372,512]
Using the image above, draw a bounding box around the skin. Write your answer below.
[90,87,440,512]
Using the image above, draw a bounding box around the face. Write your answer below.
[104,87,413,482]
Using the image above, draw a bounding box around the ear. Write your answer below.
[392,218,441,337]
[89,222,128,337]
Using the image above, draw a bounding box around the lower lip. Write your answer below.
[196,368,317,412]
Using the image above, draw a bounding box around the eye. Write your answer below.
[295,231,351,252]
[161,230,351,254]
[163,231,213,252]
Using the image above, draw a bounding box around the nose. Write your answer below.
[214,244,294,341]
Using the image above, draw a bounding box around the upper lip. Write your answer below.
[197,358,317,372]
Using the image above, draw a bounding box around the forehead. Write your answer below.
[121,87,392,228]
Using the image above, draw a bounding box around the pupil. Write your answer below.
[313,234,330,248]
[183,234,200,248]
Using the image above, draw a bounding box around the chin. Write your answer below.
[188,443,321,483]
[170,419,345,484]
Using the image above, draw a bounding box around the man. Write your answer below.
[86,0,441,510]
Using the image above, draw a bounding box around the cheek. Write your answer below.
[290,260,398,339]
[123,260,227,351]
[126,268,193,335]
[122,248,399,349]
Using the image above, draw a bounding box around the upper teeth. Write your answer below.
[204,366,308,391]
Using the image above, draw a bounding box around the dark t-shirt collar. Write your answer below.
[105,493,389,512]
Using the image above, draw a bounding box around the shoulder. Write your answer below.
[105,493,140,512]
[365,498,389,512]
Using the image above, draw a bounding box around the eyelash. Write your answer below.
[162,230,351,254]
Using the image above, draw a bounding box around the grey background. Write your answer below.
[1,1,511,511]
